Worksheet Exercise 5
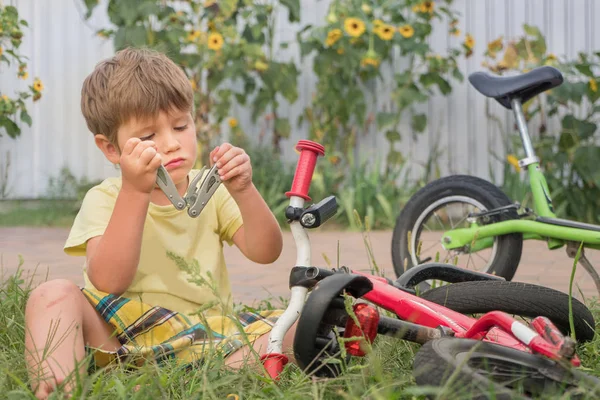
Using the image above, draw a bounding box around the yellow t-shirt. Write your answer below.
[64,169,243,317]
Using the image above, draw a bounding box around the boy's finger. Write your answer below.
[148,152,162,170]
[139,146,158,165]
[215,147,242,169]
[123,137,141,156]
[218,153,248,175]
[212,143,232,163]
[131,140,156,159]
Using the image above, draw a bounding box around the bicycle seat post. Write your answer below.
[511,98,540,168]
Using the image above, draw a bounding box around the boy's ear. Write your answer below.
[94,134,120,164]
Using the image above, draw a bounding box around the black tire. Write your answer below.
[420,281,595,343]
[413,337,600,399]
[391,175,523,286]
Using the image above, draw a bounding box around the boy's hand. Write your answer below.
[120,137,162,194]
[210,143,252,194]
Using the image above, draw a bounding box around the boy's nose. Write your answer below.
[163,133,181,153]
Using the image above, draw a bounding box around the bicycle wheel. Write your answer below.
[413,337,600,399]
[391,175,523,288]
[420,281,595,342]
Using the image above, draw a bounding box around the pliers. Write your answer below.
[155,163,221,218]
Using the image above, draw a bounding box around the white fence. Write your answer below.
[0,0,598,199]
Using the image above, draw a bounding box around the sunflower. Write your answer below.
[337,48,345,55]
[19,71,28,80]
[325,29,343,46]
[33,78,43,92]
[464,33,475,50]
[506,155,521,172]
[487,36,503,58]
[361,57,379,67]
[373,19,384,28]
[190,78,198,91]
[187,29,202,42]
[375,24,395,41]
[1,95,8,102]
[398,25,415,38]
[0,46,3,57]
[344,18,366,38]
[228,118,238,128]
[207,32,224,50]
[421,1,434,13]
[590,79,598,93]
[451,28,461,37]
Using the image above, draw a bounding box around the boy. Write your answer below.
[24,47,294,399]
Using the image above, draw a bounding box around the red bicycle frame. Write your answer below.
[353,270,580,366]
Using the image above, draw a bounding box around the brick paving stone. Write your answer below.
[1,227,598,308]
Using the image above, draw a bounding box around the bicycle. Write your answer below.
[255,139,600,399]
[390,65,600,293]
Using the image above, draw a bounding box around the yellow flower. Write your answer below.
[344,18,366,38]
[325,29,343,47]
[361,57,379,67]
[590,79,598,93]
[187,29,201,42]
[361,4,372,14]
[228,118,238,128]
[19,71,28,80]
[337,48,345,55]
[190,78,197,91]
[464,33,475,50]
[546,53,557,61]
[421,1,434,13]
[507,155,521,172]
[412,5,421,12]
[373,19,384,28]
[1,95,9,102]
[487,36,503,57]
[33,78,43,92]
[0,46,3,57]
[207,32,224,50]
[375,24,395,41]
[451,29,461,37]
[254,60,269,72]
[398,25,415,38]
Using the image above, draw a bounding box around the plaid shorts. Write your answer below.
[81,288,283,368]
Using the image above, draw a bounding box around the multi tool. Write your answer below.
[155,163,221,217]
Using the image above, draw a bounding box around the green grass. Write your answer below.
[2,263,600,399]
[0,201,79,228]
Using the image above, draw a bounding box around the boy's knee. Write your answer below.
[27,279,81,309]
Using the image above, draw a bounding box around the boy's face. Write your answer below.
[115,109,197,187]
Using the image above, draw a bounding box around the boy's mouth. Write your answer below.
[165,157,185,169]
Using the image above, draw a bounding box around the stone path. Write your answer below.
[1,227,599,308]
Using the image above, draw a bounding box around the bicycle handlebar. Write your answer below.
[285,140,325,201]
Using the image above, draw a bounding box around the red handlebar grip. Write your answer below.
[285,140,325,201]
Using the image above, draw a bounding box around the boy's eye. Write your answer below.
[140,133,155,141]
[174,125,188,132]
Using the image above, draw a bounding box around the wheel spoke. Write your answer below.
[433,211,445,230]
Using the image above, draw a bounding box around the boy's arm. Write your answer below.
[230,183,283,264]
[86,188,151,295]
[211,143,283,264]
[86,137,162,295]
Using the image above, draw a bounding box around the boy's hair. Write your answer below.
[81,47,194,144]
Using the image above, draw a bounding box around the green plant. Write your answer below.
[297,0,470,164]
[0,4,43,138]
[83,0,300,162]
[483,24,600,224]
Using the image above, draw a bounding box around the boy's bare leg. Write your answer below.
[24,279,121,399]
[225,321,298,369]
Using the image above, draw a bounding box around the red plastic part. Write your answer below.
[285,140,325,201]
[343,303,380,356]
[260,353,289,380]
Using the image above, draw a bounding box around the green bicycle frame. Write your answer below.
[442,99,600,252]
